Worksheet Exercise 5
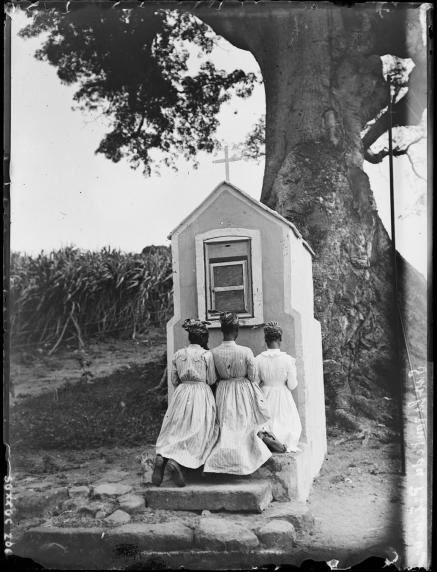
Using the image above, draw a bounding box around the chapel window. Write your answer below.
[204,239,253,319]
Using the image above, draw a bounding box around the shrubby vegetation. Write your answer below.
[10,246,173,353]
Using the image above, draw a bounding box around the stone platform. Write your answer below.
[144,474,272,513]
[141,443,320,511]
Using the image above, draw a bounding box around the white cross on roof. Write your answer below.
[212,145,242,182]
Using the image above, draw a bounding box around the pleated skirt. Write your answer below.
[156,381,219,469]
[203,378,272,475]
[262,385,302,451]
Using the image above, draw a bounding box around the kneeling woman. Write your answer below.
[152,319,218,487]
[203,312,272,475]
[256,321,302,452]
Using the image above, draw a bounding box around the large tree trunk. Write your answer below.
[202,4,427,432]
[255,9,396,431]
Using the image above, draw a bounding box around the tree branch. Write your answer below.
[134,112,146,137]
[362,92,424,155]
[364,134,425,164]
[405,150,426,182]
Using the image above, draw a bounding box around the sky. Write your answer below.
[9,9,428,277]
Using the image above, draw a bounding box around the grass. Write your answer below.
[10,361,167,451]
[10,246,173,352]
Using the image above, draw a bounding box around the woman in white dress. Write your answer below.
[152,319,218,487]
[203,312,271,475]
[255,321,302,452]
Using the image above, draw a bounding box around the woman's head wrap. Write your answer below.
[182,318,210,336]
[219,312,239,329]
[264,321,282,337]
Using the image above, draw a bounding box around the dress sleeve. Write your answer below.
[204,351,217,386]
[286,356,298,391]
[246,348,259,383]
[170,354,180,387]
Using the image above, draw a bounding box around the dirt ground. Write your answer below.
[9,329,166,402]
[7,338,405,568]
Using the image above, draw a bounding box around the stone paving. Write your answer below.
[13,457,313,569]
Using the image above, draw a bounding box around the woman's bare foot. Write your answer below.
[167,459,186,487]
[151,454,166,486]
[258,431,287,453]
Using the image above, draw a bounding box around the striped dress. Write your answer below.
[255,349,302,452]
[155,344,219,468]
[203,341,272,475]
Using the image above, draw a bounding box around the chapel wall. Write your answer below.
[168,188,296,395]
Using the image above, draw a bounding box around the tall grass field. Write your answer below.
[10,246,173,353]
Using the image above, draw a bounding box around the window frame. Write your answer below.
[208,258,251,317]
[195,228,263,328]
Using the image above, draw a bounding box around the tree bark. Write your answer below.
[201,4,427,430]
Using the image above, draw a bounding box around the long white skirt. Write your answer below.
[203,378,271,475]
[156,381,218,469]
[262,385,302,451]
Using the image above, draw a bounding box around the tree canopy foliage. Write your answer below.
[18,1,428,175]
[20,4,258,174]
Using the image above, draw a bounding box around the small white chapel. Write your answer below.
[165,181,327,502]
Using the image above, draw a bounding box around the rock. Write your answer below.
[14,487,68,522]
[118,494,145,514]
[252,452,304,501]
[95,469,129,484]
[263,501,315,533]
[92,483,132,498]
[77,501,114,518]
[72,479,89,487]
[61,498,80,512]
[106,521,193,551]
[138,452,155,484]
[68,485,90,499]
[105,510,131,525]
[256,520,296,549]
[145,479,272,512]
[201,509,211,517]
[195,517,259,551]
[95,511,106,519]
[27,482,53,491]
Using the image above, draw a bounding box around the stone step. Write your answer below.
[144,476,273,512]
[11,548,297,572]
[126,548,297,570]
[13,517,301,570]
[250,445,313,502]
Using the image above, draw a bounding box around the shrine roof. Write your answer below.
[167,181,315,257]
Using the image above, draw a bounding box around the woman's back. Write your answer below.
[172,344,215,385]
[256,350,297,390]
[211,341,256,381]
